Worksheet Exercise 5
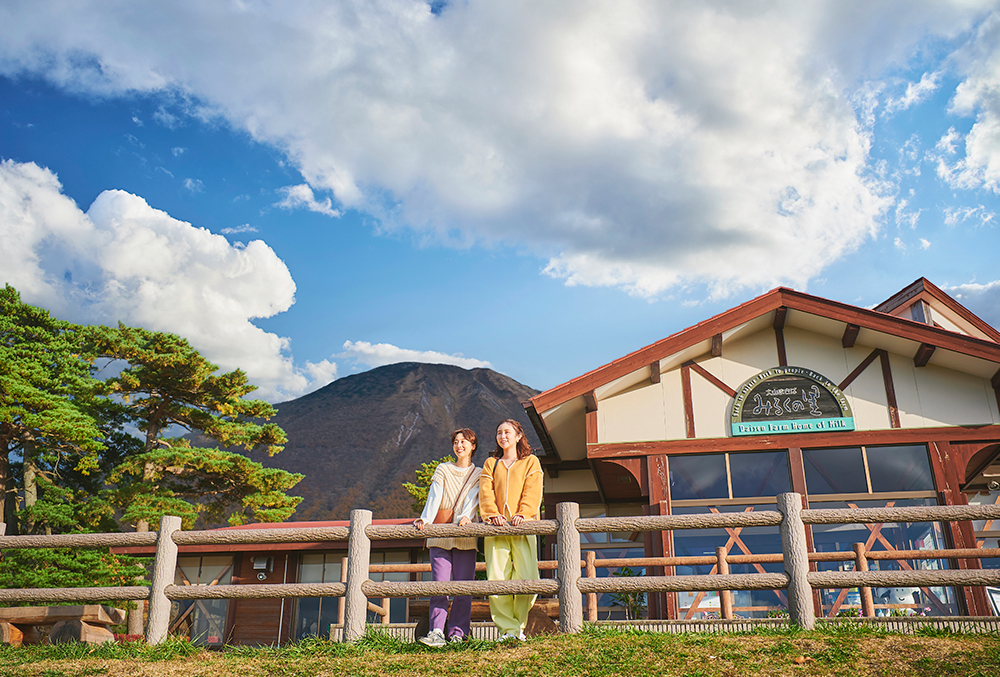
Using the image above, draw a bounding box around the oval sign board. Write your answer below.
[731,366,854,436]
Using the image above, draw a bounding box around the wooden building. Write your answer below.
[525,278,1000,619]
[115,518,424,646]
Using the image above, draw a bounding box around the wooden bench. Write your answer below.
[0,605,125,646]
[408,599,559,637]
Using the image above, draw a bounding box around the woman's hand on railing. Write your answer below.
[458,516,471,526]
[413,518,425,531]
[487,515,507,526]
[509,514,524,527]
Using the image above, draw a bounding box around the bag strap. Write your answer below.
[450,468,478,514]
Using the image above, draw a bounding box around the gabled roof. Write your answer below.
[528,282,1000,417]
[874,277,1000,343]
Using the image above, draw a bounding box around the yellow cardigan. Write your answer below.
[479,454,543,521]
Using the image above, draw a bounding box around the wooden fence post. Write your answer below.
[343,509,372,642]
[853,542,875,617]
[716,547,733,620]
[584,550,597,622]
[777,493,814,630]
[145,515,181,645]
[338,556,348,629]
[557,502,583,633]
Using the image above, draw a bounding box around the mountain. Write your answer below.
[246,362,540,520]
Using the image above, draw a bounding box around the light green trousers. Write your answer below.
[485,534,539,634]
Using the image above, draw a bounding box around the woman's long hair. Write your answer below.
[491,419,533,459]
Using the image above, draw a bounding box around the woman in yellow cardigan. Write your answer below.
[479,419,543,641]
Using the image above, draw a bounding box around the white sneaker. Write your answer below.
[419,629,446,648]
[447,634,465,644]
[517,632,527,641]
[498,632,520,642]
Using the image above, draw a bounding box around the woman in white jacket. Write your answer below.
[413,428,481,646]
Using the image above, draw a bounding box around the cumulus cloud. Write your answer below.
[275,184,341,218]
[339,340,492,370]
[0,1,996,298]
[947,279,1000,330]
[0,159,317,401]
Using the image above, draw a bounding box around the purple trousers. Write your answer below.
[428,546,477,639]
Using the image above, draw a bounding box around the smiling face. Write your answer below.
[452,432,475,462]
[496,422,521,452]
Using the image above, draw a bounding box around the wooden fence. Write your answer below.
[2,493,1000,644]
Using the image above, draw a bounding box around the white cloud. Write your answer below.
[893,237,906,251]
[220,223,259,235]
[339,340,491,370]
[275,184,341,218]
[885,71,941,114]
[183,178,204,193]
[919,238,931,249]
[0,1,996,298]
[947,279,1000,330]
[943,204,996,227]
[0,159,320,402]
[938,14,1000,193]
[171,147,186,156]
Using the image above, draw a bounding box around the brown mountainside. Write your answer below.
[245,362,540,520]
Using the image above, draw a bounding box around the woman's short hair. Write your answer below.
[451,428,478,456]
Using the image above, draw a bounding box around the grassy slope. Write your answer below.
[3,626,999,677]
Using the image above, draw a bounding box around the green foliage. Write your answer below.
[608,566,647,620]
[0,547,148,593]
[402,454,454,514]
[110,438,303,528]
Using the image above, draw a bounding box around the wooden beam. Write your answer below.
[773,307,787,329]
[991,369,1000,390]
[650,360,661,384]
[584,391,598,414]
[879,349,900,428]
[523,401,561,463]
[587,424,1000,458]
[910,300,928,324]
[681,364,695,438]
[914,343,936,368]
[842,324,860,348]
[544,491,603,505]
[773,307,787,366]
[839,349,880,390]
[685,361,737,398]
[711,333,723,358]
[528,286,1000,415]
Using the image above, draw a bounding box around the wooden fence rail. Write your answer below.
[2,493,1000,643]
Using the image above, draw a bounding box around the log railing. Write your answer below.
[2,494,1000,644]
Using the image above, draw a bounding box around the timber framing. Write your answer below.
[587,425,1000,459]
[528,285,1000,414]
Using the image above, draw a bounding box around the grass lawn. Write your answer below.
[2,625,998,677]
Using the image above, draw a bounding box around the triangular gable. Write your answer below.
[530,285,1000,417]
[874,277,1000,343]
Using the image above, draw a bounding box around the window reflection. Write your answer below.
[867,445,934,492]
[803,447,867,494]
[730,451,791,498]
[172,555,233,645]
[669,454,728,500]
[810,498,958,617]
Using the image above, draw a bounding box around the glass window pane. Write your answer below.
[867,445,934,492]
[803,447,867,494]
[809,499,958,617]
[299,554,324,584]
[730,451,791,498]
[669,454,728,500]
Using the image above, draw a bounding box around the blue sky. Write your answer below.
[2,1,999,401]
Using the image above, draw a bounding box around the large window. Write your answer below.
[803,444,935,496]
[810,498,958,616]
[968,490,1000,571]
[294,549,411,640]
[669,451,791,503]
[171,556,233,645]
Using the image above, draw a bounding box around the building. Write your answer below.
[525,278,1000,619]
